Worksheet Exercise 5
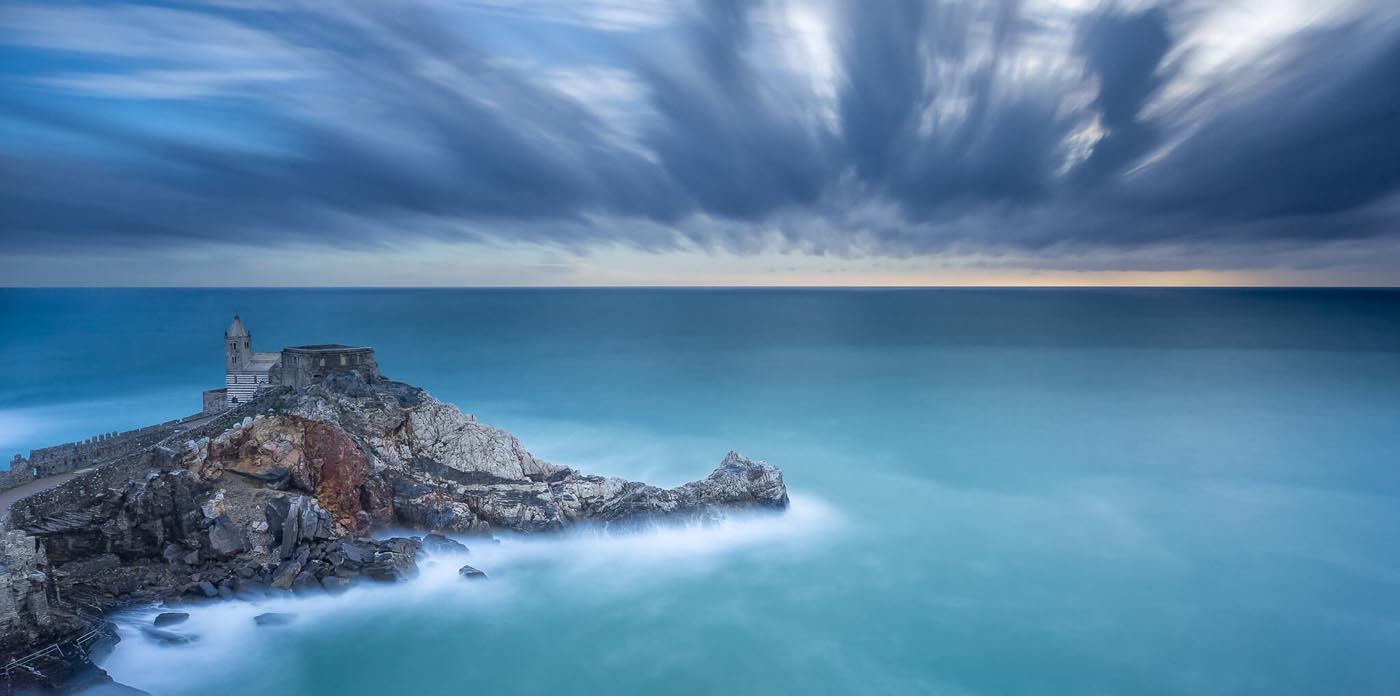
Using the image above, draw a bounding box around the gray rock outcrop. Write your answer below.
[153,612,189,627]
[1,529,54,646]
[183,372,790,534]
[1,370,789,691]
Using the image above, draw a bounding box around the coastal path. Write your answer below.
[0,467,94,524]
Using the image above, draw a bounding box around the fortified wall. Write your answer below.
[2,418,193,493]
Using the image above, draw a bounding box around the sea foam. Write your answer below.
[99,493,837,695]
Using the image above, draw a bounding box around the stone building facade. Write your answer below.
[219,315,281,407]
[202,316,378,412]
[278,345,379,388]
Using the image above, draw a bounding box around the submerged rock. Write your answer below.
[320,576,351,594]
[140,627,196,645]
[458,565,487,580]
[155,610,193,627]
[152,612,189,627]
[253,612,295,627]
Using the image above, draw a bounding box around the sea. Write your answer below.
[2,288,1399,695]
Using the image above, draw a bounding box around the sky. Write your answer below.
[1,0,1399,286]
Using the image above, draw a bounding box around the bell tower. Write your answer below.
[225,315,251,371]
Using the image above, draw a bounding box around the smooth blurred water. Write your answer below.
[2,288,1399,695]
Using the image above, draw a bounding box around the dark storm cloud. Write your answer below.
[0,1,688,250]
[2,0,1399,271]
[1071,6,1171,184]
[636,0,833,223]
[1129,22,1400,226]
[838,0,1072,216]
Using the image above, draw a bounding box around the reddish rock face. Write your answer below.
[196,416,392,533]
[303,421,387,531]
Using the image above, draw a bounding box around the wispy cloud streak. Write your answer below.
[1,0,1398,278]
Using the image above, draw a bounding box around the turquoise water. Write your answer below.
[3,288,1400,695]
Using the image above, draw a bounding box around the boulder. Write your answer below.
[291,570,322,595]
[253,612,295,627]
[421,533,468,556]
[381,537,420,555]
[264,497,290,545]
[207,515,246,557]
[363,553,416,582]
[269,559,303,590]
[153,612,189,627]
[273,496,334,560]
[320,576,352,594]
[161,544,186,566]
[338,539,377,565]
[234,579,269,600]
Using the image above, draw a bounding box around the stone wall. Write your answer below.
[202,388,229,415]
[278,346,379,388]
[0,464,31,492]
[2,417,193,493]
[7,445,183,534]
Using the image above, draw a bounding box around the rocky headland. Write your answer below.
[0,373,788,693]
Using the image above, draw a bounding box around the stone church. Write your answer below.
[203,316,378,412]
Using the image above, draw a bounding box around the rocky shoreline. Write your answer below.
[1,373,788,694]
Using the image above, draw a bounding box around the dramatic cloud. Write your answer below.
[1,0,1398,281]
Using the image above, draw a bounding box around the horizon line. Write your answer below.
[3,284,1400,290]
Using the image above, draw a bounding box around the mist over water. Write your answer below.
[4,288,1400,694]
[102,497,838,696]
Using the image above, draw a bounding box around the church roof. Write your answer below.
[244,352,281,372]
[226,315,249,337]
[285,344,361,351]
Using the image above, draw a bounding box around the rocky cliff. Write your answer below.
[1,373,788,691]
[182,373,788,535]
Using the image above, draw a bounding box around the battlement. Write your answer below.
[2,417,194,493]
